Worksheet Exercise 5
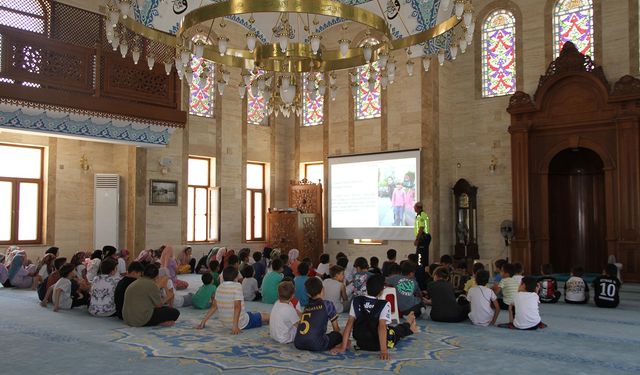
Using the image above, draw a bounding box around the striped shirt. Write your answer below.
[499,277,520,305]
[215,281,249,329]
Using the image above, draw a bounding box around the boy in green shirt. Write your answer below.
[192,273,217,309]
[261,258,284,304]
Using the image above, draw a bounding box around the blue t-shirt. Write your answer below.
[294,275,309,307]
[294,298,338,351]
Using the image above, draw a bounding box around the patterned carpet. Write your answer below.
[1,275,639,375]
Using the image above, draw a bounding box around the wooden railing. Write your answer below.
[0,25,185,126]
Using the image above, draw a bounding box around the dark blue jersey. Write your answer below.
[294,298,338,351]
[593,276,621,308]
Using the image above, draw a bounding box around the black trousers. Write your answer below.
[327,331,343,349]
[400,303,424,318]
[416,233,431,266]
[145,307,181,326]
[189,258,196,273]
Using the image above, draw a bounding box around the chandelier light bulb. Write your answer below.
[119,41,128,58]
[438,49,446,66]
[368,75,376,91]
[330,85,337,101]
[200,65,210,87]
[310,34,322,54]
[422,57,431,72]
[217,79,226,95]
[146,53,155,70]
[278,32,288,53]
[185,67,194,85]
[310,89,317,100]
[281,75,291,90]
[441,0,451,11]
[318,80,326,96]
[406,59,415,77]
[468,22,476,35]
[109,9,119,27]
[338,39,350,58]
[465,29,473,44]
[118,0,131,19]
[164,60,173,75]
[111,36,119,51]
[218,36,229,56]
[454,0,465,19]
[176,66,184,80]
[387,60,396,75]
[238,82,246,99]
[223,70,231,83]
[241,71,251,86]
[459,38,468,53]
[381,75,389,89]
[194,40,205,58]
[263,88,272,102]
[363,43,373,63]
[257,76,266,91]
[131,48,140,64]
[180,49,191,67]
[246,32,257,52]
[250,84,259,97]
[388,71,395,84]
[450,44,458,60]
[378,51,389,68]
[329,72,337,86]
[463,10,473,28]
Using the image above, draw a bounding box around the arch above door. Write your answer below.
[507,42,640,281]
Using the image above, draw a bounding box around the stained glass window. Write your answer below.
[302,72,324,126]
[553,0,594,58]
[482,10,517,98]
[355,61,381,120]
[247,70,267,125]
[189,57,215,117]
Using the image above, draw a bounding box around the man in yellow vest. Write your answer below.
[414,202,431,266]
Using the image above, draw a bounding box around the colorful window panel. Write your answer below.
[247,70,267,125]
[303,72,324,126]
[553,0,594,58]
[355,62,381,120]
[189,57,215,117]
[482,10,517,98]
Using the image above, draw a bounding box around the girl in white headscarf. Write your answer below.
[288,249,300,276]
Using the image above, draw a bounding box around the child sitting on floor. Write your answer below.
[593,263,621,308]
[241,265,260,301]
[512,262,524,285]
[269,281,300,344]
[493,263,519,310]
[294,262,310,308]
[316,254,331,279]
[381,249,397,277]
[52,264,86,311]
[499,276,547,330]
[262,258,284,304]
[538,264,561,303]
[463,262,484,294]
[209,260,220,287]
[565,266,589,304]
[88,258,120,317]
[192,273,217,309]
[323,265,349,313]
[467,270,499,326]
[197,266,269,333]
[386,260,426,318]
[369,256,382,275]
[493,259,507,283]
[294,277,342,352]
[352,257,372,297]
[252,252,266,287]
[332,274,418,360]
[426,266,470,323]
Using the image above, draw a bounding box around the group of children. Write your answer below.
[1,245,625,358]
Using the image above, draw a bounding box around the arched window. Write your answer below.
[247,69,267,125]
[189,57,215,117]
[553,0,594,58]
[481,9,517,98]
[0,0,48,34]
[302,71,324,126]
[355,38,381,120]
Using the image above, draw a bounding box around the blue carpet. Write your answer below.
[1,275,639,374]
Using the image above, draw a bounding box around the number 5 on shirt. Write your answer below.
[299,313,311,335]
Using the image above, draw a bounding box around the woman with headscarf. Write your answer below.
[44,246,59,258]
[8,252,37,289]
[34,253,56,288]
[135,248,155,265]
[85,250,103,282]
[0,254,8,287]
[288,249,301,276]
[177,246,195,274]
[160,245,188,290]
[70,251,87,280]
[215,247,227,269]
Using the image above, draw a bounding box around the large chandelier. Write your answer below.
[105,0,475,118]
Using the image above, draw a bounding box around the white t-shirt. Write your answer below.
[242,277,259,301]
[349,295,392,324]
[467,285,497,326]
[513,292,541,329]
[117,258,127,275]
[316,263,330,277]
[38,266,49,279]
[323,278,345,313]
[565,276,588,302]
[512,275,524,286]
[54,277,73,310]
[269,301,299,343]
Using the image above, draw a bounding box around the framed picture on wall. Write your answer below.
[150,179,178,205]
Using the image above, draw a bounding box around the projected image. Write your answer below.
[330,156,417,229]
[378,168,416,227]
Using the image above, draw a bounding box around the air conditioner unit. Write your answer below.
[94,173,120,250]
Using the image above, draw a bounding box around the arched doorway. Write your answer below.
[548,148,606,273]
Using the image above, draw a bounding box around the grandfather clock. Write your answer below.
[453,178,479,259]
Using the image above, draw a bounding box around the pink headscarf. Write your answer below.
[160,245,174,268]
